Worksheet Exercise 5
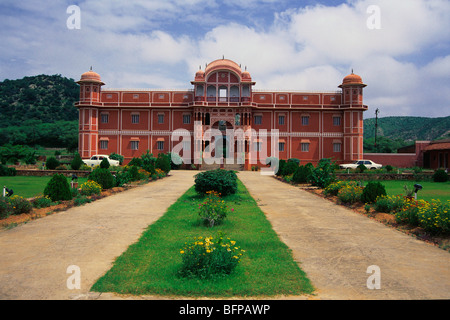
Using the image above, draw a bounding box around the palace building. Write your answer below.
[75,58,368,169]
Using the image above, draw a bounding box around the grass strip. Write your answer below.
[0,176,87,198]
[91,178,314,297]
[380,180,450,202]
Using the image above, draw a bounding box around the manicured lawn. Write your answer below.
[0,176,87,198]
[91,179,314,297]
[380,180,450,202]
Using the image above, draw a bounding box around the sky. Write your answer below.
[0,0,449,119]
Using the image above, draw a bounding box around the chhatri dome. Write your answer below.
[339,70,366,87]
[77,67,105,85]
[194,57,253,83]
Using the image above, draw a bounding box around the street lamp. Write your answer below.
[374,108,380,153]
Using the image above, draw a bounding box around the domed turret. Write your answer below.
[77,68,104,104]
[241,66,252,82]
[77,68,105,85]
[339,70,366,106]
[339,71,366,88]
[194,67,205,82]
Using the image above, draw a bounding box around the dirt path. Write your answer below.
[237,172,450,300]
[0,171,196,300]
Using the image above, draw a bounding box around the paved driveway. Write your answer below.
[0,171,196,300]
[1,170,449,300]
[238,172,450,300]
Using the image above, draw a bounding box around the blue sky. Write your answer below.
[1,0,449,119]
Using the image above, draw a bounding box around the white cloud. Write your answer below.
[0,0,449,118]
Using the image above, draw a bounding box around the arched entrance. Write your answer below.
[211,120,233,159]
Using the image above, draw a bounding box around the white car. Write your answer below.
[340,160,382,170]
[82,155,120,167]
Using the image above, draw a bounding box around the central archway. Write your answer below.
[211,120,233,159]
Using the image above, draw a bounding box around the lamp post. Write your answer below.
[374,108,380,153]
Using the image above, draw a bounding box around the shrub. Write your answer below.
[324,181,357,197]
[417,200,450,234]
[194,169,237,197]
[100,157,110,169]
[80,180,102,196]
[44,174,73,202]
[0,164,16,176]
[32,195,54,209]
[128,157,143,167]
[374,195,406,213]
[71,153,83,170]
[284,160,299,176]
[395,199,424,226]
[0,198,13,219]
[155,153,171,174]
[357,164,367,173]
[155,168,165,179]
[310,158,336,189]
[8,195,33,215]
[55,165,67,170]
[179,233,245,279]
[169,152,183,170]
[292,165,312,183]
[109,153,124,165]
[141,150,156,174]
[337,184,363,204]
[73,195,92,206]
[45,157,60,170]
[276,160,287,177]
[198,191,233,227]
[360,181,387,204]
[433,169,449,182]
[385,165,394,172]
[88,168,114,190]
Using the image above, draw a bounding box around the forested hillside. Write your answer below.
[0,75,79,148]
[364,116,450,142]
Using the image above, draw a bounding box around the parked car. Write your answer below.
[82,155,120,167]
[339,160,382,170]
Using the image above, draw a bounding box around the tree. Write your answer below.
[46,156,60,170]
[71,153,83,170]
[44,174,73,201]
[100,157,110,169]
[309,158,337,188]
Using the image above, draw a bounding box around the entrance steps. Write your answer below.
[200,162,244,171]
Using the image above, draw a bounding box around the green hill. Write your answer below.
[0,75,79,148]
[0,74,79,127]
[364,116,450,142]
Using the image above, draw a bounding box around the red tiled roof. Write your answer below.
[424,142,450,151]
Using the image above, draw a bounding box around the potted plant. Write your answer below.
[403,185,414,200]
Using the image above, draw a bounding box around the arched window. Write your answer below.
[235,113,241,126]
[196,85,204,96]
[230,86,239,102]
[207,86,216,102]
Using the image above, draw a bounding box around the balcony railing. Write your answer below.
[194,96,252,104]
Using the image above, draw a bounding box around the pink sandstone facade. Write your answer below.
[75,59,368,168]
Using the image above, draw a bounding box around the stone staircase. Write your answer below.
[200,162,244,171]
